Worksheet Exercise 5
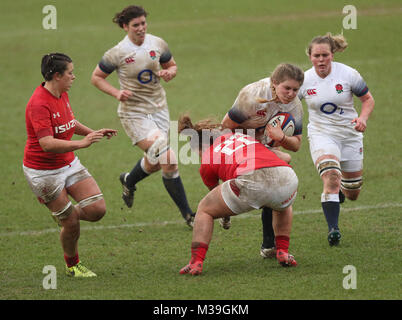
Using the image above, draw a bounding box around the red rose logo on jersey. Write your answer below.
[149,50,157,60]
[335,84,343,94]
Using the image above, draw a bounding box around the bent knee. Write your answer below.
[86,202,106,221]
[322,170,341,185]
[161,163,179,177]
[145,160,161,173]
[344,190,360,201]
[341,176,363,200]
[78,194,106,221]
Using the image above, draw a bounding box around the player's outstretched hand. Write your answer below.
[98,128,118,139]
[81,131,105,148]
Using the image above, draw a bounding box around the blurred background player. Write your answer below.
[221,63,304,258]
[23,53,117,277]
[298,33,375,246]
[91,5,195,227]
[178,115,299,275]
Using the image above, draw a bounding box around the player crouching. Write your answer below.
[177,115,298,275]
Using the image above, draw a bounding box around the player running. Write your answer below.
[298,33,375,246]
[23,53,117,277]
[221,63,304,258]
[91,5,195,227]
[178,115,299,275]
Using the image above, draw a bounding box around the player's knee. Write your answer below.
[317,159,341,178]
[145,135,170,166]
[281,153,292,164]
[346,192,360,201]
[341,177,363,201]
[78,194,106,222]
[161,164,179,177]
[318,159,341,188]
[197,198,209,215]
[52,201,78,227]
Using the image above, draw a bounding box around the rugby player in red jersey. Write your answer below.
[177,115,298,275]
[23,53,117,277]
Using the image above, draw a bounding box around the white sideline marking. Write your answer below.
[1,202,401,237]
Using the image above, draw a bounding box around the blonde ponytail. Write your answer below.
[307,32,348,55]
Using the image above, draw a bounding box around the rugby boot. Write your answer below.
[328,228,342,246]
[276,249,297,267]
[66,262,97,278]
[119,172,136,208]
[219,217,231,230]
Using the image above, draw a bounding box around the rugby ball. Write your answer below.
[264,112,295,147]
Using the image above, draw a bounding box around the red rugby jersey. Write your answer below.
[199,132,291,189]
[23,83,76,170]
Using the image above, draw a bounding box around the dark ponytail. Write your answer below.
[41,53,72,81]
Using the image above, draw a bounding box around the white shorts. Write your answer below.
[119,108,170,145]
[221,166,298,214]
[22,157,91,204]
[308,133,363,172]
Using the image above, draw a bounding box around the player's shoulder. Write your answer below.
[302,66,316,81]
[144,33,168,48]
[286,96,303,116]
[28,85,51,104]
[291,96,303,109]
[145,33,164,42]
[239,77,270,97]
[103,38,127,58]
[332,61,360,77]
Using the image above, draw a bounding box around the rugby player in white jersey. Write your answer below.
[91,5,195,227]
[221,63,304,258]
[298,33,375,246]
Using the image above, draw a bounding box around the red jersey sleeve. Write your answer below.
[29,103,54,139]
[199,162,219,189]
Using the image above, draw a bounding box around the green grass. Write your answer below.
[0,0,401,301]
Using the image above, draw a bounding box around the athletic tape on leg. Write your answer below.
[52,201,73,221]
[341,177,363,190]
[317,159,341,177]
[78,193,104,208]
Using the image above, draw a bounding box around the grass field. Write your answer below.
[0,0,401,303]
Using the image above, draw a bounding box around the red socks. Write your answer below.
[275,235,290,253]
[190,242,209,263]
[64,253,79,268]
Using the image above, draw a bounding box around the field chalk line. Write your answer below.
[1,202,400,237]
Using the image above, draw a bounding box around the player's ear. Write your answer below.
[53,72,62,80]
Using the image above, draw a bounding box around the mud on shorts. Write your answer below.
[221,166,298,214]
[22,157,92,204]
[119,108,170,145]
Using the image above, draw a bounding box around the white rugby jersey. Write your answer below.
[298,62,368,139]
[99,34,172,115]
[228,77,303,134]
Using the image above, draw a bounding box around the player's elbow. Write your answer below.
[291,144,301,152]
[39,137,53,153]
[90,74,99,86]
